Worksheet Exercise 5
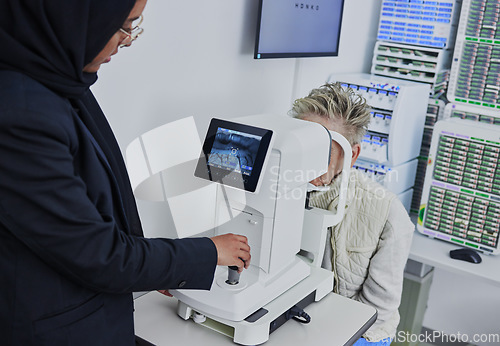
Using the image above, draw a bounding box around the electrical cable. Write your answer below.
[285,305,311,324]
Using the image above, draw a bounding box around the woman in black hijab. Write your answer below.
[0,1,250,344]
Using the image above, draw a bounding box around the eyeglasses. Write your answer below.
[119,15,144,48]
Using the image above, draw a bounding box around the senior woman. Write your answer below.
[0,1,250,345]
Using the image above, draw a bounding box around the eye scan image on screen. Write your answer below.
[207,128,262,177]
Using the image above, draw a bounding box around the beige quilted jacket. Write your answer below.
[309,170,414,342]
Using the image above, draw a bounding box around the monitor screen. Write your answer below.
[254,0,345,59]
[208,128,262,177]
[195,118,273,193]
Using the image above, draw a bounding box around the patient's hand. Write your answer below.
[210,233,251,273]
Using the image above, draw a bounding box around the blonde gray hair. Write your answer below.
[289,82,371,145]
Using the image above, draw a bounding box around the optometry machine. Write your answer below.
[169,114,354,345]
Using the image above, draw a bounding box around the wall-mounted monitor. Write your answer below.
[254,0,345,59]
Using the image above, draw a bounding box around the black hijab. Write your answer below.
[0,0,144,236]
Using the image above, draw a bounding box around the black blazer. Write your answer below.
[0,71,217,345]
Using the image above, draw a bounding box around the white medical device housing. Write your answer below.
[170,114,355,345]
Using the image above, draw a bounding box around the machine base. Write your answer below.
[176,265,334,345]
[172,256,311,321]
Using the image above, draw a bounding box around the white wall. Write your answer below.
[92,0,382,151]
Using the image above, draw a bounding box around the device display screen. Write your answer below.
[208,127,262,177]
[195,118,273,193]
